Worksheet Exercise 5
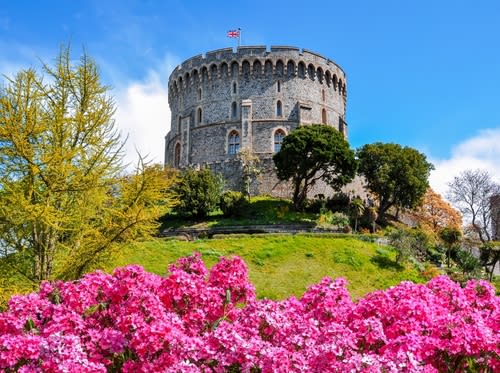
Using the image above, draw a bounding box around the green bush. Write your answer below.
[318,211,350,229]
[219,191,248,217]
[174,167,224,218]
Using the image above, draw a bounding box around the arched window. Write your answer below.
[210,64,218,79]
[276,60,284,77]
[322,109,327,124]
[338,79,343,95]
[276,100,282,117]
[174,143,181,167]
[221,62,228,77]
[325,71,331,87]
[228,131,240,155]
[333,75,338,91]
[242,60,250,79]
[298,62,305,78]
[197,108,202,124]
[308,64,315,80]
[287,60,295,77]
[201,66,208,82]
[274,129,285,153]
[231,101,238,119]
[253,60,262,77]
[231,61,239,78]
[317,68,323,84]
[264,60,273,77]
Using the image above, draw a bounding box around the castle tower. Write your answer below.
[164,46,348,196]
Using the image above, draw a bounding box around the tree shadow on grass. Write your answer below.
[370,254,405,271]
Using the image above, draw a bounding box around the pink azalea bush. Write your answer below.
[0,253,499,372]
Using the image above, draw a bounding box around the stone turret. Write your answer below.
[164,46,348,196]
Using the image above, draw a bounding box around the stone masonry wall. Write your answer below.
[164,46,351,198]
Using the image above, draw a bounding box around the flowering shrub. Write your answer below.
[1,253,499,372]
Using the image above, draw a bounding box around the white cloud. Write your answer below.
[429,128,500,197]
[113,55,179,169]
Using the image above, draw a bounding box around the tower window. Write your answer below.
[322,89,325,101]
[277,80,281,93]
[233,82,237,94]
[298,62,305,78]
[322,109,327,124]
[276,100,282,117]
[274,129,285,153]
[228,131,240,155]
[231,101,237,119]
[174,143,181,167]
[197,108,202,124]
[198,88,202,100]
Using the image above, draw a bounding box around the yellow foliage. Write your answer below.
[413,188,462,233]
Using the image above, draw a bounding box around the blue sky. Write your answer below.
[1,0,499,195]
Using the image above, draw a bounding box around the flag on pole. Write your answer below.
[227,29,240,38]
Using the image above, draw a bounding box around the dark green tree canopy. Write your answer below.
[273,124,357,210]
[173,167,224,219]
[357,142,433,219]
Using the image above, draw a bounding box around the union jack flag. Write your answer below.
[227,29,240,38]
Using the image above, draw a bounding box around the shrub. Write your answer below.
[174,167,224,218]
[420,263,441,280]
[219,191,248,217]
[317,211,350,229]
[389,228,437,264]
[455,248,482,277]
[0,255,498,372]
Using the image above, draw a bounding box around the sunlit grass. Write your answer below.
[104,234,424,300]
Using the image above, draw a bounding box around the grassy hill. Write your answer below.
[103,234,425,300]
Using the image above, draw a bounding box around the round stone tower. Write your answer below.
[164,46,348,196]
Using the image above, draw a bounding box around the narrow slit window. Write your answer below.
[174,143,181,167]
[197,108,202,124]
[231,101,237,119]
[276,100,282,117]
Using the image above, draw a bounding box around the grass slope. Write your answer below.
[104,234,424,300]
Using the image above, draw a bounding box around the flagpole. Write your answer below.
[238,28,241,47]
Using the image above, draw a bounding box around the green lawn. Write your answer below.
[103,234,424,300]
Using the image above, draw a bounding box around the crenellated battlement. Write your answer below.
[168,46,346,99]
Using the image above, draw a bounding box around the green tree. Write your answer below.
[273,124,357,210]
[357,142,434,221]
[237,147,260,201]
[0,47,176,283]
[349,197,365,232]
[439,226,462,268]
[174,167,223,219]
